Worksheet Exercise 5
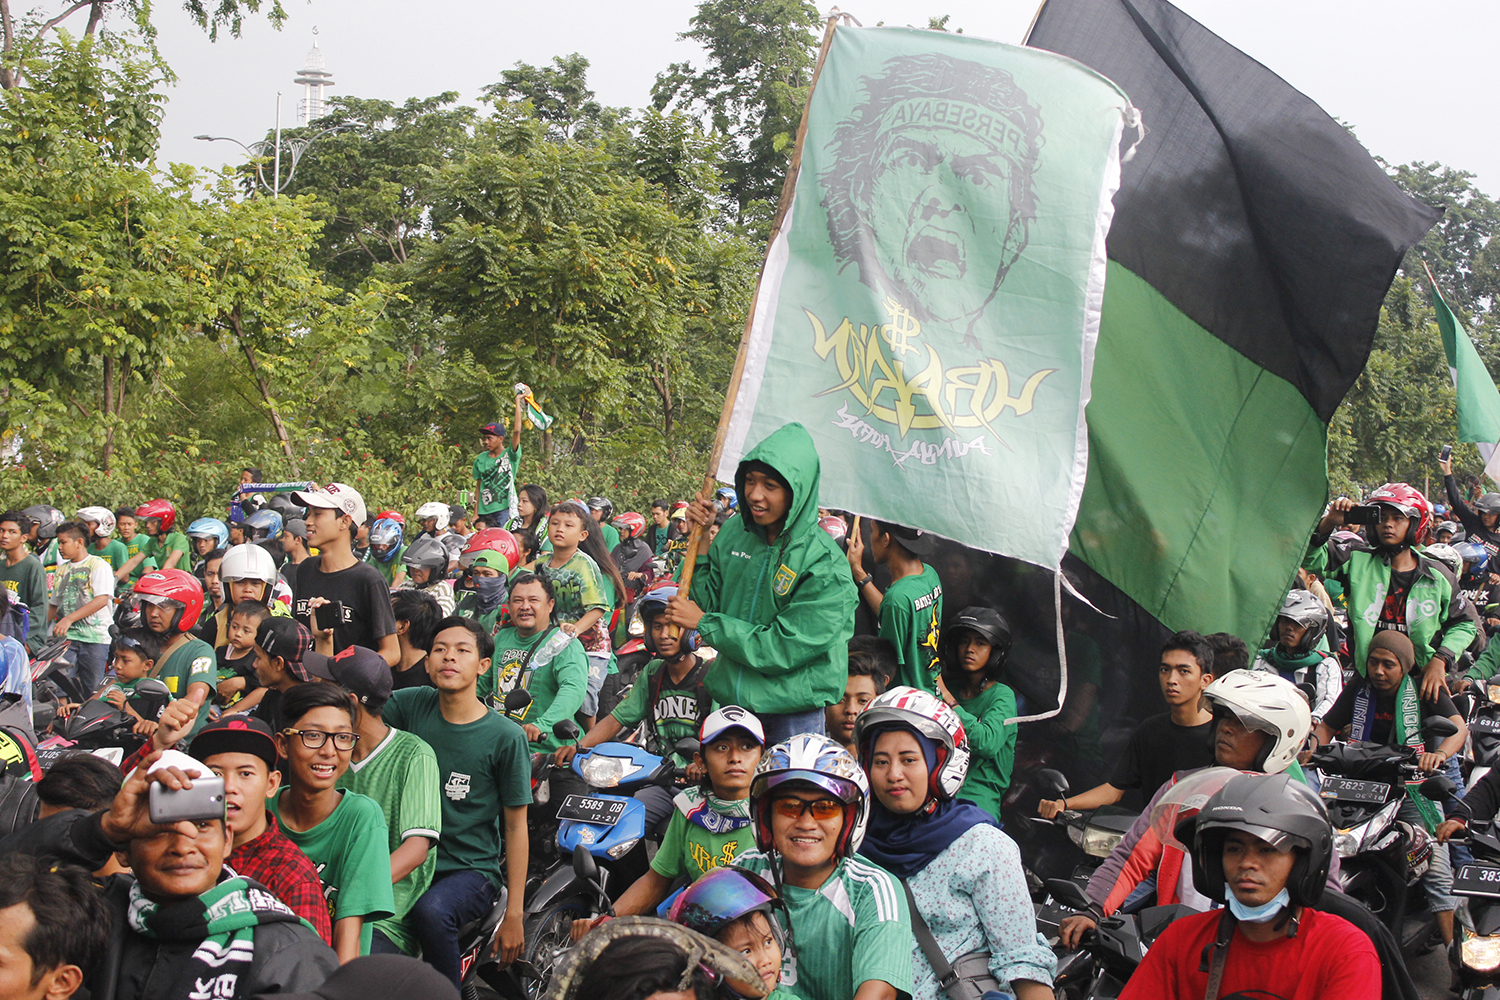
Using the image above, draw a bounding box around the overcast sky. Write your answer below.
[136,0,1497,197]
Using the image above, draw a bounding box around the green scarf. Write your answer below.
[1351,674,1443,832]
[127,876,300,1000]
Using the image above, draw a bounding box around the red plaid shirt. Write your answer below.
[228,812,334,944]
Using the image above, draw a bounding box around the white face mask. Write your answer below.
[1228,886,1290,923]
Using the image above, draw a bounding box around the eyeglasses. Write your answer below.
[282,728,359,751]
[771,797,844,821]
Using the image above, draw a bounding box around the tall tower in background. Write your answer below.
[294,31,333,124]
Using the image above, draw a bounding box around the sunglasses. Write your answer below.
[771,797,843,821]
[282,728,360,751]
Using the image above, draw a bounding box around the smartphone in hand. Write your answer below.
[315,601,346,632]
[1441,444,1453,462]
[148,776,226,825]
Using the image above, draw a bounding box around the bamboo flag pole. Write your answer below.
[673,10,847,614]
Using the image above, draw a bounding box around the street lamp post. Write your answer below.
[196,94,347,198]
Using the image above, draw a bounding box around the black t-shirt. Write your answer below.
[392,655,434,690]
[1110,712,1216,800]
[292,556,398,655]
[1322,682,1458,745]
[249,687,285,733]
[1377,567,1418,634]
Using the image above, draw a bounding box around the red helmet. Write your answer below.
[461,527,520,572]
[670,501,690,513]
[614,511,647,540]
[135,499,178,533]
[1367,482,1433,547]
[376,509,406,526]
[818,515,848,542]
[134,568,205,632]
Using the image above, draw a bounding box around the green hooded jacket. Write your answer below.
[691,423,858,714]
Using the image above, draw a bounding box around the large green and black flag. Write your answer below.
[1026,0,1442,644]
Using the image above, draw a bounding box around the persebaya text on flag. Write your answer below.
[718,26,1136,570]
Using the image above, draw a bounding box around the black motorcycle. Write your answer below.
[1422,773,1500,998]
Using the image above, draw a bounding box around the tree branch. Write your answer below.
[31,0,91,45]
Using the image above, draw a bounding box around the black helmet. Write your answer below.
[1183,772,1333,908]
[587,496,614,523]
[402,535,449,575]
[1476,494,1500,517]
[1274,590,1329,655]
[21,505,63,540]
[937,607,1012,674]
[267,493,305,519]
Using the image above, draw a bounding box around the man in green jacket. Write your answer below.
[1305,482,1476,701]
[667,423,858,743]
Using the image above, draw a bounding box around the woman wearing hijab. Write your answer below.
[855,687,1056,1000]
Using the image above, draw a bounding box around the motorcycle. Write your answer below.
[1043,877,1199,999]
[1307,715,1460,956]
[1463,680,1500,788]
[35,677,172,767]
[1422,773,1500,998]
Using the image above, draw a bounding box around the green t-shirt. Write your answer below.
[0,554,48,647]
[121,534,156,581]
[951,680,1018,820]
[268,789,396,956]
[382,687,533,884]
[538,551,612,655]
[49,554,115,644]
[146,531,192,571]
[473,446,521,517]
[736,851,913,1000]
[649,787,755,880]
[453,590,506,638]
[89,538,129,573]
[40,539,60,591]
[879,564,943,693]
[485,626,589,749]
[368,544,405,586]
[597,521,621,554]
[150,636,217,735]
[336,727,443,955]
[610,656,711,765]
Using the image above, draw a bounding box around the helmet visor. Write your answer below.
[1148,766,1242,849]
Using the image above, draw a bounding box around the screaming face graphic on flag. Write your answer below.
[822,54,1043,347]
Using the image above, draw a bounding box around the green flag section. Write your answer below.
[1431,274,1500,483]
[718,25,1135,570]
[1027,0,1441,644]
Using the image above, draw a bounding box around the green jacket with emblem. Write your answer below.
[1303,532,1475,676]
[690,423,858,714]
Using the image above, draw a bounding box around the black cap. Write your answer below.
[883,522,939,558]
[190,716,278,770]
[255,618,334,682]
[253,954,458,1000]
[329,646,393,706]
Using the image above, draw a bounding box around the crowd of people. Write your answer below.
[2,415,1499,1000]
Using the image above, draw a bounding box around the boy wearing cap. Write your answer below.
[846,520,943,693]
[192,715,335,944]
[474,393,525,530]
[331,646,443,957]
[239,618,335,732]
[283,519,311,568]
[291,482,400,667]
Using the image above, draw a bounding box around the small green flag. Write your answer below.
[518,386,554,431]
[1430,266,1500,482]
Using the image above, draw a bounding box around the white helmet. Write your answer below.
[219,543,277,585]
[1424,543,1463,577]
[415,502,450,532]
[76,506,115,538]
[1200,671,1311,775]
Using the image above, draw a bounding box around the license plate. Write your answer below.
[1473,716,1500,734]
[557,794,626,826]
[1454,864,1500,897]
[1319,776,1389,805]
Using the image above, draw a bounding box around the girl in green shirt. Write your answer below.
[935,606,1019,821]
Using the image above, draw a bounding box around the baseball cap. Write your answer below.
[255,618,334,682]
[700,705,766,746]
[329,645,393,707]
[270,954,458,1000]
[190,716,278,770]
[883,522,939,558]
[283,518,308,540]
[291,482,367,526]
[479,422,507,438]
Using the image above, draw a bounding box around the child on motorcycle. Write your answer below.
[96,629,162,735]
[667,865,798,1000]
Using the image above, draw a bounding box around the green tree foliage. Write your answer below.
[482,53,619,142]
[651,0,821,223]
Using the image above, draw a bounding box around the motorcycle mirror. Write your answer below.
[1419,774,1458,801]
[572,843,599,882]
[134,678,171,697]
[1037,768,1070,797]
[1422,715,1459,751]
[1046,878,1091,911]
[503,689,533,714]
[674,738,701,759]
[553,719,582,742]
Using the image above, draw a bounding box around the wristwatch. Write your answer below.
[856,574,873,589]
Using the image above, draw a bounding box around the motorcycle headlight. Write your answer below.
[606,837,641,859]
[1463,932,1500,972]
[1489,684,1500,705]
[628,612,644,637]
[1081,824,1124,858]
[1067,824,1085,848]
[580,754,641,787]
[1333,829,1360,858]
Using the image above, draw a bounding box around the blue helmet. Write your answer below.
[637,584,698,653]
[244,509,283,542]
[186,517,229,549]
[1457,540,1491,589]
[715,486,738,511]
[368,517,404,561]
